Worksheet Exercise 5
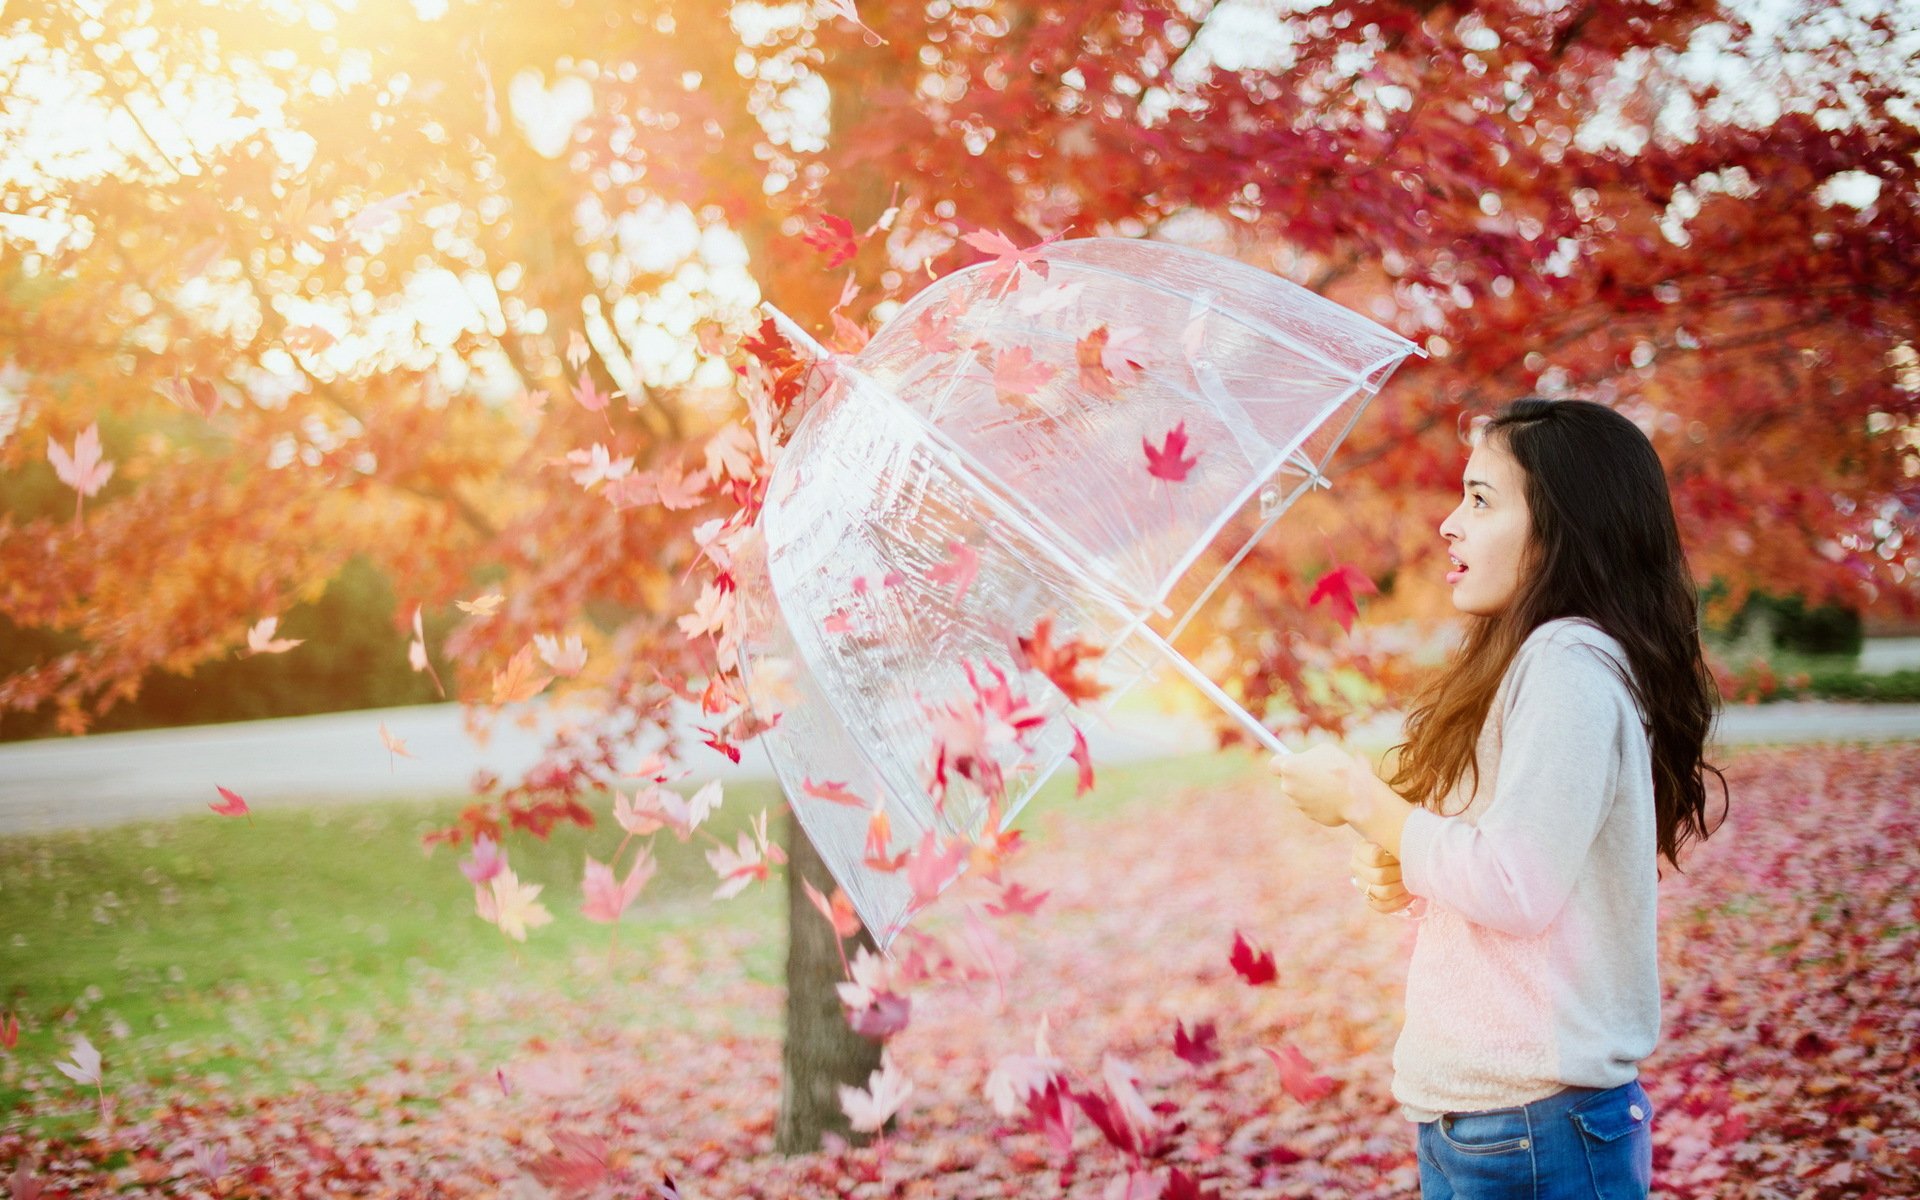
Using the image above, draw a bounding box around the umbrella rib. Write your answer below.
[839,369,1291,757]
[1151,376,1371,614]
[1038,257,1353,379]
[843,366,1174,622]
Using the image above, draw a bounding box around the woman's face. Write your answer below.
[1438,433,1533,617]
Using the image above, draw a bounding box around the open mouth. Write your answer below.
[1446,554,1468,584]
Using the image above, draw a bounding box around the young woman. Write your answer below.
[1272,397,1727,1200]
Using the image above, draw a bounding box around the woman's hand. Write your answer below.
[1350,840,1414,915]
[1269,743,1367,828]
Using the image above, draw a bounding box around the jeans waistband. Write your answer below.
[1441,1079,1637,1122]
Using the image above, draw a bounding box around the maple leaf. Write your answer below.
[904,829,969,907]
[707,807,784,898]
[838,1049,912,1133]
[1070,725,1095,795]
[911,302,958,354]
[1229,929,1277,985]
[159,375,222,419]
[848,990,911,1040]
[188,1140,228,1184]
[282,324,336,354]
[484,867,553,942]
[802,777,868,808]
[802,211,859,267]
[566,329,590,371]
[47,423,113,522]
[927,540,980,602]
[54,1035,102,1087]
[527,1129,613,1192]
[991,344,1058,411]
[985,881,1050,918]
[407,603,445,699]
[244,616,303,655]
[460,833,504,885]
[703,423,756,483]
[986,1016,1068,1118]
[1076,326,1121,399]
[836,944,896,1011]
[378,721,412,769]
[0,1011,16,1050]
[1016,614,1107,704]
[455,592,505,617]
[1307,563,1380,634]
[566,443,634,489]
[1144,421,1200,483]
[1073,1054,1162,1158]
[572,373,612,414]
[1262,1043,1335,1104]
[677,579,734,640]
[209,785,251,822]
[1173,1019,1220,1066]
[1013,278,1085,316]
[863,805,908,872]
[803,876,864,940]
[580,848,655,923]
[491,645,555,705]
[960,226,1061,282]
[344,188,419,239]
[534,632,588,676]
[817,0,887,46]
[1165,1167,1225,1200]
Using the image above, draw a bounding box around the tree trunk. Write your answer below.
[775,808,883,1154]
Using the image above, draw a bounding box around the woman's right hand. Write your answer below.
[1350,840,1414,915]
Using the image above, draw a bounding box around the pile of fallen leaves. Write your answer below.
[2,742,1915,1198]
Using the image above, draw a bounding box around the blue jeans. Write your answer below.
[1416,1078,1654,1199]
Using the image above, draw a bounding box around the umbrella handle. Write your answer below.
[1133,626,1292,757]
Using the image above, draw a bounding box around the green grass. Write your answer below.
[0,747,1258,1140]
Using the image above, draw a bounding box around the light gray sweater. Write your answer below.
[1392,617,1661,1123]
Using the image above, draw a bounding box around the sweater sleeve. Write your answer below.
[1397,633,1631,938]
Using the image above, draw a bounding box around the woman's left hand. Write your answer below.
[1269,743,1365,828]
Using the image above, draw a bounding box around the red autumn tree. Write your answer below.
[1,0,1913,1150]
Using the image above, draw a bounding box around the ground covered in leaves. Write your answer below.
[3,742,1916,1198]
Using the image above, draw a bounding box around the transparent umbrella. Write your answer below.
[736,237,1422,948]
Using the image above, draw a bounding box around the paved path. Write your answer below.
[2,699,1916,837]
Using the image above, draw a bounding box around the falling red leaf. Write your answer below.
[1069,725,1095,796]
[991,344,1057,409]
[1076,325,1119,399]
[1173,1019,1220,1067]
[209,786,251,822]
[960,226,1062,283]
[927,540,980,603]
[1307,563,1379,634]
[1262,1043,1335,1104]
[803,877,864,940]
[802,211,859,267]
[1015,615,1107,704]
[905,830,969,907]
[1144,421,1199,483]
[985,881,1050,918]
[802,777,868,808]
[1229,929,1277,985]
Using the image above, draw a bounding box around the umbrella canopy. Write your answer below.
[736,237,1421,947]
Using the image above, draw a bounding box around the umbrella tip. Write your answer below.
[760,301,836,362]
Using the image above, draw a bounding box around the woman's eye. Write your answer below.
[1470,494,1487,508]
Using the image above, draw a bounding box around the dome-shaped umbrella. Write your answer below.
[736,236,1422,949]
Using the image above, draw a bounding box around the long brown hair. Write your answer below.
[1388,399,1728,872]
